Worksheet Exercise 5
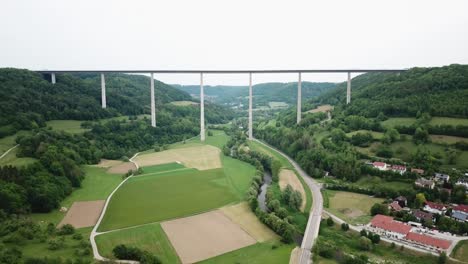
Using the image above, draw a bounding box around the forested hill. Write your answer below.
[0,68,193,137]
[314,64,468,118]
[173,82,335,106]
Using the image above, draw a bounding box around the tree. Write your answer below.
[359,236,372,251]
[341,223,349,231]
[331,128,346,145]
[438,252,447,264]
[370,203,388,216]
[413,127,429,144]
[383,128,400,144]
[326,217,334,227]
[271,160,281,182]
[415,193,426,208]
[370,233,380,244]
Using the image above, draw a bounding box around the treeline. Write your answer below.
[223,130,300,243]
[316,64,468,118]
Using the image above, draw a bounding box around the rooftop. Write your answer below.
[424,201,446,210]
[453,204,468,214]
[405,232,451,249]
[370,215,412,235]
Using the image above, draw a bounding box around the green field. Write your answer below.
[140,162,186,174]
[382,117,468,128]
[198,242,294,264]
[98,168,241,231]
[5,227,94,261]
[346,130,384,140]
[30,166,123,224]
[0,146,37,167]
[354,176,413,192]
[381,117,417,128]
[451,240,468,262]
[46,120,89,134]
[324,190,384,225]
[95,223,180,263]
[430,117,468,126]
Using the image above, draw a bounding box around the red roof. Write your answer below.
[405,232,451,249]
[454,204,468,214]
[425,201,446,211]
[370,215,412,235]
[391,165,406,170]
[373,162,386,167]
[389,201,402,211]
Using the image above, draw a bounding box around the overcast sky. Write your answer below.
[1,0,468,85]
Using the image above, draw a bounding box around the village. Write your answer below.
[359,161,468,254]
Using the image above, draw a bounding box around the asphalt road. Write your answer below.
[254,139,323,264]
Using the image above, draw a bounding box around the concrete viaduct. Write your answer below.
[38,69,406,142]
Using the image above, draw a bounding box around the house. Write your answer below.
[434,173,450,183]
[415,178,435,189]
[411,168,425,175]
[405,233,451,251]
[394,196,408,207]
[451,204,468,222]
[368,215,412,239]
[389,201,402,212]
[373,162,388,171]
[423,201,447,215]
[412,209,434,224]
[455,179,468,189]
[391,165,407,175]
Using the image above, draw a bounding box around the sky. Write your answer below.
[1,0,468,85]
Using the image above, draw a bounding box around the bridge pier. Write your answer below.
[200,73,205,141]
[346,72,351,104]
[150,73,156,127]
[297,72,302,124]
[248,73,253,140]
[101,73,106,108]
[51,73,56,84]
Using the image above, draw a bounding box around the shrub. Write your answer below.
[57,224,75,235]
[72,233,83,240]
[326,217,334,227]
[47,238,64,250]
[341,223,349,231]
[358,236,372,251]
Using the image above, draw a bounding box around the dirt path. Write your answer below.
[0,144,19,160]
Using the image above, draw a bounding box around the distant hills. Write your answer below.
[173,82,336,109]
[314,64,468,118]
[0,68,233,138]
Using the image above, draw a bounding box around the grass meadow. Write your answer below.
[451,240,468,262]
[324,190,384,225]
[198,242,294,264]
[96,223,180,263]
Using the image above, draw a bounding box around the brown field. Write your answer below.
[161,210,256,264]
[96,159,123,168]
[220,202,279,242]
[306,104,333,114]
[134,145,221,170]
[279,169,306,211]
[107,162,136,174]
[58,200,105,228]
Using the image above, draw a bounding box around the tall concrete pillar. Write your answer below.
[248,73,253,140]
[101,73,106,108]
[346,72,351,104]
[150,73,156,127]
[51,73,56,84]
[297,72,302,124]
[200,73,205,141]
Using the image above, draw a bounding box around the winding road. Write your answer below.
[254,139,323,264]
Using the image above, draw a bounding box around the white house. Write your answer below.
[373,161,388,171]
[423,201,447,215]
